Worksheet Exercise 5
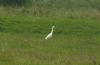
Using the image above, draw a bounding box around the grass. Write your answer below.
[0,0,100,17]
[0,6,100,18]
[0,0,100,65]
[0,15,100,65]
[32,0,100,9]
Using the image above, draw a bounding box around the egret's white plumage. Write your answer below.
[45,26,55,40]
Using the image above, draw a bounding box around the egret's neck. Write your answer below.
[51,27,54,33]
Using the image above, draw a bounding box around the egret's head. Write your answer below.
[52,25,55,29]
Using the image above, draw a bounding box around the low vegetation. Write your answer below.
[0,16,100,65]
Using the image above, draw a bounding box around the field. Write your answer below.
[0,15,100,65]
[0,0,100,65]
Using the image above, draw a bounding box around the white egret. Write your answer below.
[45,26,55,40]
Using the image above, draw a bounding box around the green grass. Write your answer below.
[0,15,100,65]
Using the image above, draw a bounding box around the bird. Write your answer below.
[45,26,55,40]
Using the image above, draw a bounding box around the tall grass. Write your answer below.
[0,6,100,18]
[0,0,100,17]
[0,0,33,6]
[32,0,100,9]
